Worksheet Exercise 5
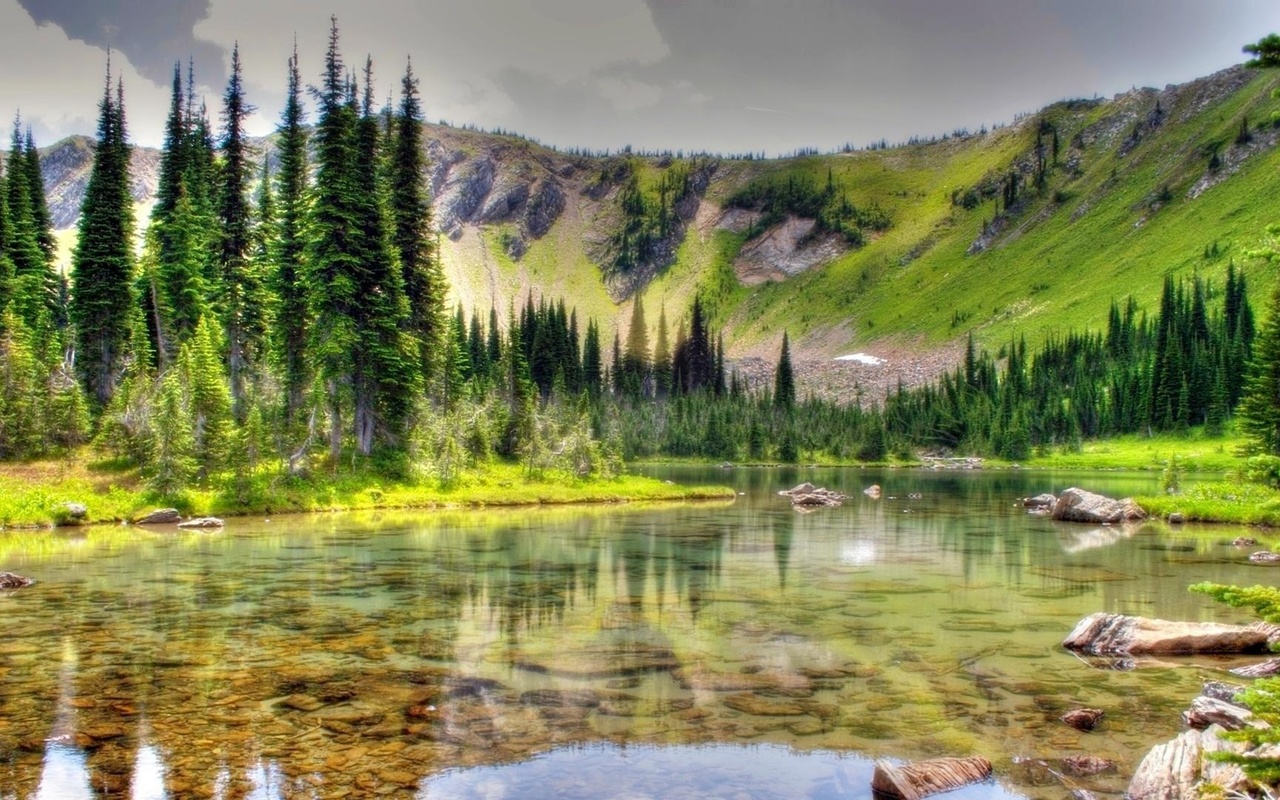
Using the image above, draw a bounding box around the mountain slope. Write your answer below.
[27,64,1280,395]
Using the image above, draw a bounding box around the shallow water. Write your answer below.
[0,468,1276,799]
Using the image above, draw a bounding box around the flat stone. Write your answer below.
[279,694,325,712]
[135,508,182,525]
[1023,493,1056,509]
[1063,613,1272,656]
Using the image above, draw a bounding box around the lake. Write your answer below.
[0,467,1275,799]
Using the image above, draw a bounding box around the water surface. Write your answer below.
[1,468,1274,799]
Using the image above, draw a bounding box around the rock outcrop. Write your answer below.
[871,756,993,800]
[1127,725,1248,800]
[1063,613,1272,656]
[1052,488,1145,524]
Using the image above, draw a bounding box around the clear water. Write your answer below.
[1,468,1275,799]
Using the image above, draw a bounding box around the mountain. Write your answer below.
[27,64,1280,396]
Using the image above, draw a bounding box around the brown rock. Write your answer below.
[722,693,808,716]
[1233,536,1258,547]
[871,756,992,800]
[1052,488,1145,524]
[0,572,34,590]
[279,694,325,712]
[1249,551,1280,564]
[1061,707,1104,731]
[1062,613,1272,656]
[863,485,882,499]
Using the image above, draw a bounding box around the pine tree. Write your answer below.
[653,304,672,398]
[22,128,56,270]
[390,57,446,384]
[582,318,603,396]
[178,315,233,478]
[272,46,311,425]
[149,370,196,494]
[1241,280,1280,454]
[622,295,649,397]
[306,18,362,459]
[0,141,16,321]
[217,43,261,418]
[5,117,56,332]
[0,310,45,458]
[70,68,136,408]
[774,331,795,411]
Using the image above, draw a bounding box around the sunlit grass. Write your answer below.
[0,451,734,528]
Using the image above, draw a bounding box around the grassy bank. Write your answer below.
[0,454,735,529]
[1137,482,1280,527]
[1018,431,1248,473]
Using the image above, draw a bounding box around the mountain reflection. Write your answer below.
[0,469,1267,799]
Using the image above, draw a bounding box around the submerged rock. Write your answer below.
[1230,657,1280,678]
[871,756,992,800]
[135,508,182,525]
[1061,707,1104,731]
[0,571,35,590]
[863,484,882,499]
[1052,488,1145,524]
[1063,613,1272,656]
[779,483,848,508]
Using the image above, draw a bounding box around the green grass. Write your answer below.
[431,69,1280,364]
[0,455,735,529]
[1019,430,1249,473]
[1138,481,1280,526]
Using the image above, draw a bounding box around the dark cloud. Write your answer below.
[16,0,225,87]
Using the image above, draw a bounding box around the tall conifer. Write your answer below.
[70,66,136,407]
[272,45,311,424]
[390,57,446,384]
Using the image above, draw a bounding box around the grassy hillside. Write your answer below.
[37,65,1280,380]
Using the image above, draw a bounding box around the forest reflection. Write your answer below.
[1,469,1271,799]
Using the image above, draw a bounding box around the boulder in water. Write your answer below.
[1052,488,1145,524]
[1063,613,1272,656]
[135,508,182,525]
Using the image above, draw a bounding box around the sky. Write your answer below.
[2,0,1279,155]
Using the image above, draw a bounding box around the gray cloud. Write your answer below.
[3,0,1280,154]
[15,0,226,86]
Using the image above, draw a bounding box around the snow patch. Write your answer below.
[834,353,885,366]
